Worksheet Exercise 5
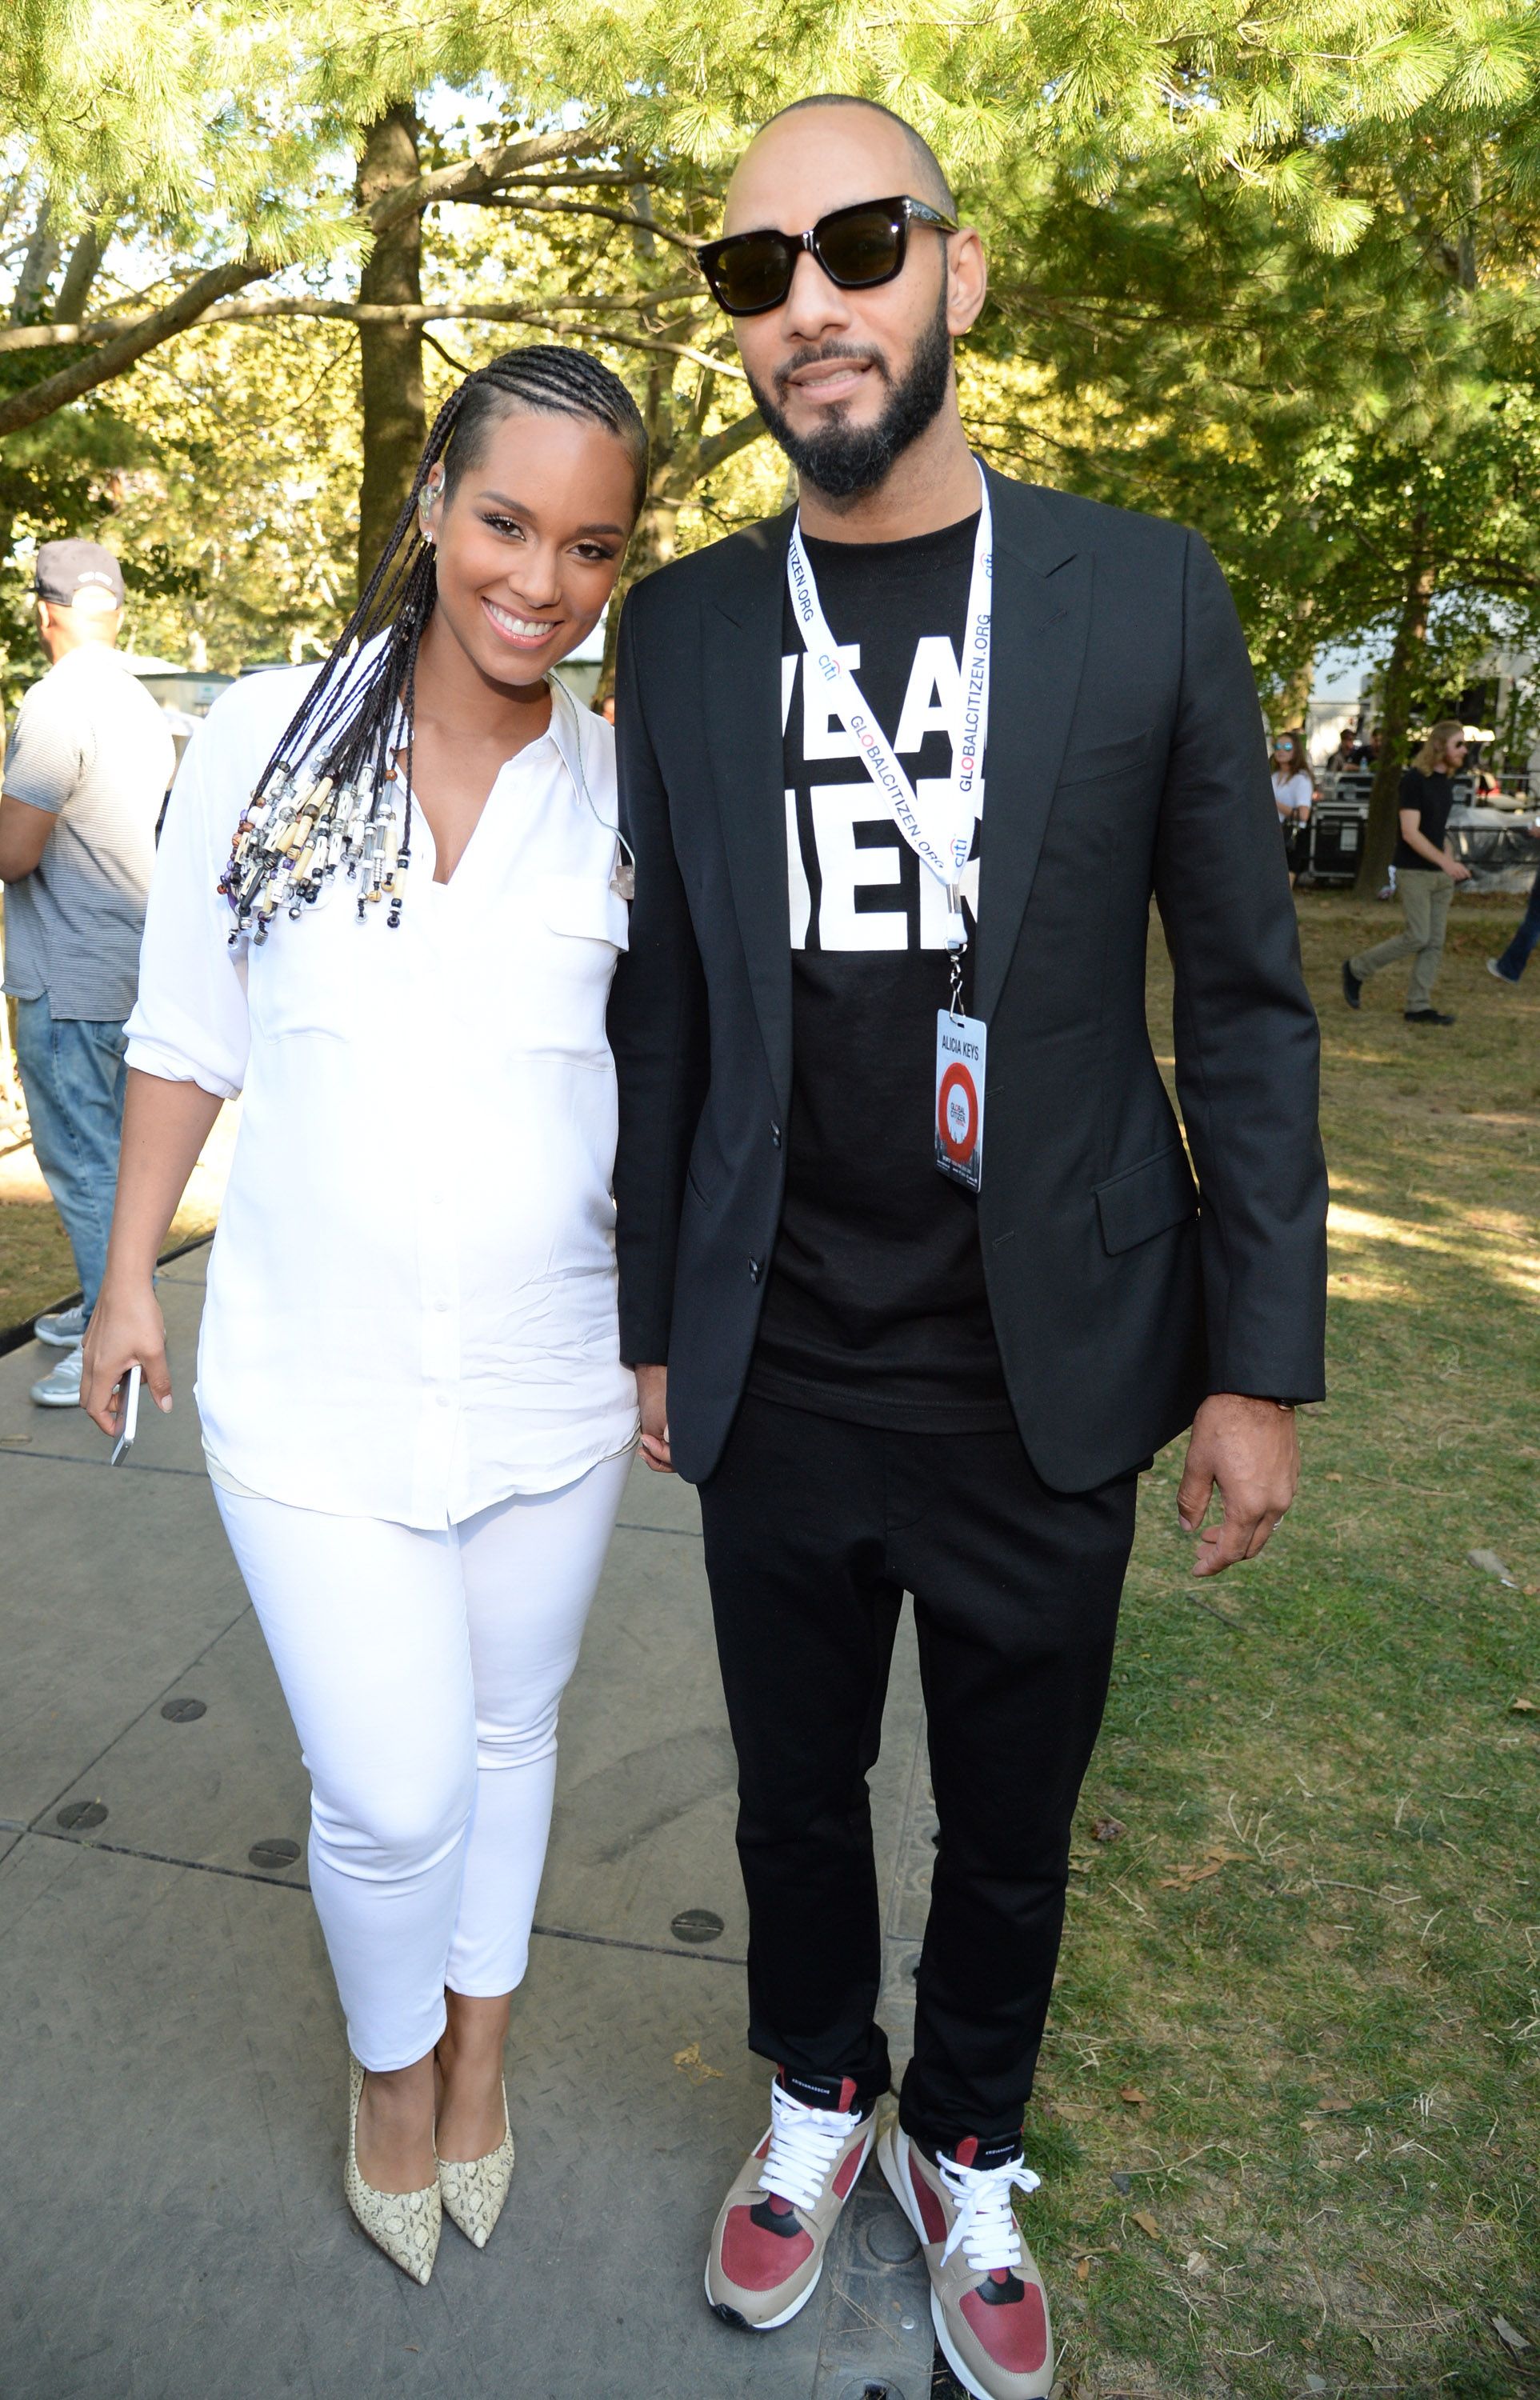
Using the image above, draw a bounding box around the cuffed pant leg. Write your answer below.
[892,1437,1136,2154]
[11,1002,126,1318]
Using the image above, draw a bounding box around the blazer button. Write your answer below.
[747,1258,761,1283]
[770,1122,782,1148]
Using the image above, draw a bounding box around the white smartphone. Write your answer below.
[110,1362,142,1466]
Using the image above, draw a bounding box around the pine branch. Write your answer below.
[0,255,270,439]
[0,290,748,380]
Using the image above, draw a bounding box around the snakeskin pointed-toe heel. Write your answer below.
[345,2058,442,2284]
[437,2079,516,2249]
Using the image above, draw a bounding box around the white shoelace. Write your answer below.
[938,2152,1043,2271]
[758,2081,862,2214]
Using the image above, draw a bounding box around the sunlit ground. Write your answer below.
[1031,889,1538,2400]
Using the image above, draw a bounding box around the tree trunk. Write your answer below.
[1355,545,1434,895]
[354,107,425,597]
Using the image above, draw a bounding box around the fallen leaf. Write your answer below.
[1076,2258,1090,2282]
[1306,1925,1344,1951]
[1305,2376,1328,2394]
[1109,2171,1133,2194]
[1131,2209,1160,2238]
[1118,2086,1148,2107]
[1183,2250,1210,2274]
[1510,1698,1537,1714]
[1318,2098,1354,2113]
[1468,1548,1518,1586]
[1493,2314,1531,2354]
[671,2041,723,2083]
[1091,1816,1126,1843]
[1158,1848,1243,1889]
[1051,2101,1100,2122]
[1324,1470,1343,1482]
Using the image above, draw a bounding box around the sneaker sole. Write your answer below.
[34,1327,84,1349]
[705,2121,876,2334]
[877,2126,1054,2400]
[31,1387,83,1407]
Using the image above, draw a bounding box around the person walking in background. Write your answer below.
[610,94,1325,2400]
[1271,729,1313,886]
[1342,719,1470,1025]
[0,540,175,1406]
[82,348,646,2287]
[1486,823,1540,984]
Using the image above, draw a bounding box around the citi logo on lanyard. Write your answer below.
[785,463,994,1190]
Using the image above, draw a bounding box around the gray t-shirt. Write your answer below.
[2,645,176,1021]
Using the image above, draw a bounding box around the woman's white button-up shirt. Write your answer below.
[125,667,638,1528]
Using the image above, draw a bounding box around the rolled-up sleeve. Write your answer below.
[123,709,250,1098]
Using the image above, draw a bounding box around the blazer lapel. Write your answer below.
[704,514,795,1114]
[973,470,1094,1023]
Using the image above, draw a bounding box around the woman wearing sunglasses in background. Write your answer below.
[82,348,645,2285]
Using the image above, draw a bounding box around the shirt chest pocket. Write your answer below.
[540,872,630,958]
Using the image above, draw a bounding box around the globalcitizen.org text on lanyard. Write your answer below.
[785,459,993,1192]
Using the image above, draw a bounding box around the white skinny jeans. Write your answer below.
[215,1453,629,2070]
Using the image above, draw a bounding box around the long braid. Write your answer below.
[220,346,646,942]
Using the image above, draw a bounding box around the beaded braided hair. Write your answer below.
[220,345,647,942]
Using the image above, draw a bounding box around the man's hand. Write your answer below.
[635,1363,674,1474]
[1176,1393,1299,1576]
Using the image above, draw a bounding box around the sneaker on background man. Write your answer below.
[0,540,175,1406]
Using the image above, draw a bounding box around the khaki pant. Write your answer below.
[1350,867,1453,1013]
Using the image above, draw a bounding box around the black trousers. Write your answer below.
[698,1394,1137,2154]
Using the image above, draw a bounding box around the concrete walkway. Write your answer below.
[0,1244,943,2400]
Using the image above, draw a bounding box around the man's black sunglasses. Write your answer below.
[697,194,958,318]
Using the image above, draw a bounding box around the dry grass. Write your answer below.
[1018,891,1539,2400]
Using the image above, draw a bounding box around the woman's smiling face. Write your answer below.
[421,405,639,690]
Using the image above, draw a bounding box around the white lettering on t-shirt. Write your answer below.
[781,653,799,735]
[783,630,983,956]
[810,789,907,950]
[893,637,965,755]
[802,643,863,760]
[786,789,812,948]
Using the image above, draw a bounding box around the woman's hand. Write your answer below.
[81,1275,173,1437]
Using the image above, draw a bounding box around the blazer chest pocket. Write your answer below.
[1058,730,1152,790]
[1094,1141,1198,1255]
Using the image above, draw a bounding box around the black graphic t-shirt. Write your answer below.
[748,510,1014,1433]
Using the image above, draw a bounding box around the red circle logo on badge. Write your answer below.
[938,1060,978,1164]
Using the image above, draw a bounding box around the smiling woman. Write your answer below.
[74,347,650,2290]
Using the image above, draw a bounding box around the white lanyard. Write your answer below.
[786,462,992,955]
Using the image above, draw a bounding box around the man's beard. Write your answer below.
[747,295,953,502]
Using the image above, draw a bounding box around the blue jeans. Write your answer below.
[10,997,127,1321]
[1493,863,1540,982]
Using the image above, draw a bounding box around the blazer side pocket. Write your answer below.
[1057,730,1152,789]
[1094,1141,1198,1255]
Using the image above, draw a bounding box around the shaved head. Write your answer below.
[746,94,955,216]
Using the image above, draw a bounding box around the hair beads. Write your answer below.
[218,344,646,943]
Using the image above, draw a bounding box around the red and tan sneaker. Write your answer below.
[705,2071,877,2330]
[878,2124,1054,2400]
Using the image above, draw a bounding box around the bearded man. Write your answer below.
[606,95,1326,2400]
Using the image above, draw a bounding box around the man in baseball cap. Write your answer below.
[33,538,128,610]
[0,536,175,1403]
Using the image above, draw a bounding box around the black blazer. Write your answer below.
[607,466,1327,1490]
